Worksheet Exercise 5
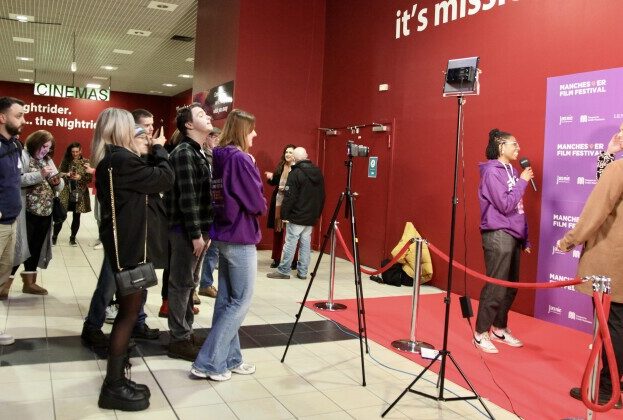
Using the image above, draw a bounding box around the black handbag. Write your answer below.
[52,196,67,223]
[69,184,82,203]
[108,166,158,297]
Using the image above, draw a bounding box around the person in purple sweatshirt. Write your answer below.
[473,128,534,354]
[190,109,267,381]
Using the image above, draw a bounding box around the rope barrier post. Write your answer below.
[315,222,347,311]
[391,238,434,354]
[586,275,611,420]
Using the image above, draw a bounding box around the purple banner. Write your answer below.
[535,67,623,333]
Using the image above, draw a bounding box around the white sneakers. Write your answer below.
[473,328,523,354]
[104,304,118,324]
[473,332,498,353]
[190,362,256,382]
[491,328,524,347]
[0,331,15,346]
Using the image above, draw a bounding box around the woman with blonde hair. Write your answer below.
[8,130,64,297]
[191,109,266,381]
[91,108,173,411]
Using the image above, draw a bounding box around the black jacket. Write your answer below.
[281,160,325,226]
[266,164,283,229]
[97,145,174,270]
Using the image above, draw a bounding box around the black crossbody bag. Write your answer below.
[108,166,158,296]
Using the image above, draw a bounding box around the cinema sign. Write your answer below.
[34,83,110,101]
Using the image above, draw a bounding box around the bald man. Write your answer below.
[267,147,325,280]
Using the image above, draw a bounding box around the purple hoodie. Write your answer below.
[478,159,530,248]
[210,146,267,244]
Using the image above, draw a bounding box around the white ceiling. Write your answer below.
[0,0,197,97]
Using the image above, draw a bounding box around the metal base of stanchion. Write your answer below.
[314,302,347,311]
[391,339,434,354]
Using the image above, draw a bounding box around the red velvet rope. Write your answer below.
[426,242,583,289]
[333,226,412,275]
[581,292,621,412]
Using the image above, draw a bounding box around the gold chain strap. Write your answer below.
[108,167,148,271]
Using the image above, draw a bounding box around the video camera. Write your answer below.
[347,140,369,158]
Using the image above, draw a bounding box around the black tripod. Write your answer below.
[281,151,369,386]
[382,97,494,419]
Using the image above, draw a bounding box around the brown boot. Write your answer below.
[0,276,14,300]
[167,339,199,361]
[21,271,48,295]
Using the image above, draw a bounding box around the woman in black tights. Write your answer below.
[91,108,173,411]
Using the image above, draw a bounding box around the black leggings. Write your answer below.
[13,212,52,273]
[53,211,81,239]
[109,290,143,357]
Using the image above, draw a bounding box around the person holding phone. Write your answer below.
[54,142,92,246]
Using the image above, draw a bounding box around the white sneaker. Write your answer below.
[190,367,232,381]
[93,243,103,250]
[491,328,523,347]
[0,331,15,346]
[473,332,498,354]
[104,304,118,324]
[231,362,255,375]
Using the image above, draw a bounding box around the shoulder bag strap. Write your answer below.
[108,163,149,271]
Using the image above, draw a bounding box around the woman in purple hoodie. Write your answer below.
[473,128,534,354]
[191,109,267,381]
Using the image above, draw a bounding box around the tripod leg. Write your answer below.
[446,353,495,419]
[346,191,368,385]
[281,193,345,363]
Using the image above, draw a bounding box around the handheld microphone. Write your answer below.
[519,157,537,192]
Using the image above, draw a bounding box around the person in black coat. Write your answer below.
[264,144,298,268]
[91,108,174,412]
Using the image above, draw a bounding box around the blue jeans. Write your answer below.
[199,241,219,288]
[193,241,256,375]
[277,223,312,276]
[84,255,147,330]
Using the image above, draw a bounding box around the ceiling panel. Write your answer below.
[0,0,197,96]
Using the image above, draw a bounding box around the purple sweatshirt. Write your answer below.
[210,146,267,244]
[478,159,530,248]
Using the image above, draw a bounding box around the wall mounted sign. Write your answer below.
[34,83,110,101]
[193,80,234,120]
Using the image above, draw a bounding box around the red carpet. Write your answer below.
[307,293,620,420]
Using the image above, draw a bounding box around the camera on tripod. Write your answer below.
[347,140,369,157]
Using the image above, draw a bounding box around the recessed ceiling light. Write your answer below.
[92,76,109,80]
[12,36,34,43]
[149,90,163,94]
[18,68,34,73]
[100,65,118,71]
[9,13,34,22]
[86,83,101,88]
[127,29,151,37]
[162,83,177,87]
[178,74,193,79]
[147,1,179,12]
[113,49,133,55]
[16,56,34,62]
[19,78,33,82]
[185,57,194,62]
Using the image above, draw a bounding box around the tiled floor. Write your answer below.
[0,212,516,419]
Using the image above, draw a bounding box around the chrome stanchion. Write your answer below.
[392,238,434,353]
[586,275,611,420]
[315,221,347,311]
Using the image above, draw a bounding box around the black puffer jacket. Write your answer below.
[281,160,325,226]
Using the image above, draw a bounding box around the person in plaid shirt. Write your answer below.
[164,103,213,361]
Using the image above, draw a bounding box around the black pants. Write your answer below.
[23,212,52,271]
[475,230,521,334]
[600,301,623,394]
[53,210,81,239]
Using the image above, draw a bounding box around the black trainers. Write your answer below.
[52,236,57,246]
[69,237,77,247]
[131,324,160,340]
[167,339,199,361]
[270,260,279,268]
[569,387,622,409]
[81,326,109,348]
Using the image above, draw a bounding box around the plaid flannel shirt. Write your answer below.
[164,137,212,239]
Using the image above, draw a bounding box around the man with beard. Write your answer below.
[0,96,26,346]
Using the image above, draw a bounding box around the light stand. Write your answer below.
[383,96,494,419]
[281,152,369,386]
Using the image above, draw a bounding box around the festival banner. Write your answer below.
[535,67,623,333]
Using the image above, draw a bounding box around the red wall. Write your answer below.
[167,89,193,138]
[0,81,172,164]
[320,0,623,315]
